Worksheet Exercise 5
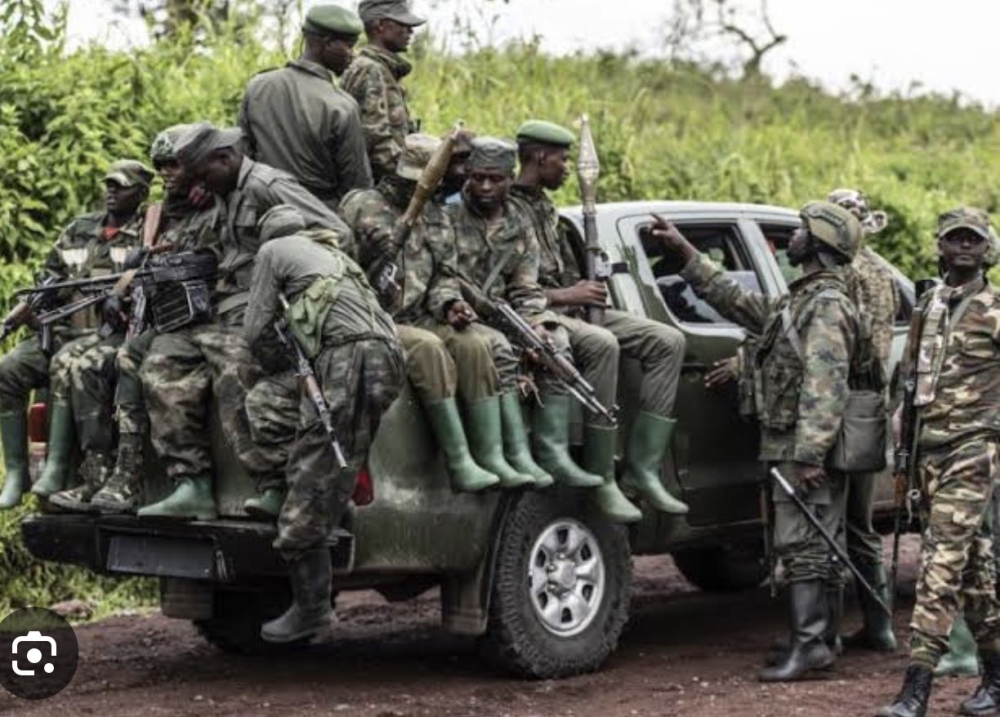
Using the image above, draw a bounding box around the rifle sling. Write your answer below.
[143,203,163,248]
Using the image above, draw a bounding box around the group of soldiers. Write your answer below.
[0,1,998,712]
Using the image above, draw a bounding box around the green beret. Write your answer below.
[303,4,363,36]
[174,122,243,168]
[105,159,154,188]
[516,119,575,148]
[467,137,517,174]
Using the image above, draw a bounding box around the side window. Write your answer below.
[638,222,760,326]
[758,222,803,285]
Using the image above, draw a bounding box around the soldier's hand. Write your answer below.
[188,182,212,209]
[704,356,738,389]
[446,300,476,329]
[101,294,128,334]
[533,324,553,347]
[791,462,827,491]
[647,215,698,263]
[568,280,608,307]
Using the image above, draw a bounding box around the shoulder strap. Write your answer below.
[781,288,844,361]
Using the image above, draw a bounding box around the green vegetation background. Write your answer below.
[2,5,1000,613]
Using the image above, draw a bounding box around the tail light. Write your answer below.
[28,402,47,443]
[352,464,374,506]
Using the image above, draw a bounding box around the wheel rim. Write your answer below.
[527,518,605,637]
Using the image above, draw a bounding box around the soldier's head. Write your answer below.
[516,120,574,191]
[441,127,476,197]
[464,137,517,214]
[827,188,888,236]
[258,204,307,244]
[359,0,425,54]
[302,4,363,76]
[104,160,153,217]
[151,123,197,199]
[936,207,993,275]
[174,123,244,196]
[789,201,861,269]
[396,133,441,185]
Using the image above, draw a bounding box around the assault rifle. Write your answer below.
[0,275,62,348]
[275,293,348,470]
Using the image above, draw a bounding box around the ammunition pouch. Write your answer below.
[145,252,218,334]
[827,390,888,473]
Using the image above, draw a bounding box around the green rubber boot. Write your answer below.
[91,432,145,514]
[582,423,642,523]
[532,393,602,488]
[621,412,689,514]
[244,486,288,518]
[843,562,897,652]
[498,391,553,488]
[465,396,533,489]
[425,398,499,493]
[0,410,30,509]
[935,615,980,677]
[137,476,217,520]
[31,402,76,497]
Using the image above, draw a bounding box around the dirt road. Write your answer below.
[0,536,980,717]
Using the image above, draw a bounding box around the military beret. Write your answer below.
[396,133,442,181]
[258,204,307,244]
[302,4,363,36]
[938,206,992,241]
[358,0,425,26]
[150,123,198,163]
[105,159,154,188]
[516,119,575,148]
[174,122,243,168]
[466,137,517,175]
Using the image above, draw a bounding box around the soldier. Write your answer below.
[341,0,425,181]
[239,4,372,208]
[652,202,864,682]
[826,188,900,653]
[136,122,353,520]
[0,160,150,509]
[510,119,688,523]
[877,208,1000,717]
[243,204,403,643]
[448,137,605,494]
[340,133,547,492]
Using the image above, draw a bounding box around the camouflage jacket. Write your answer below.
[339,176,461,325]
[851,245,898,372]
[340,46,414,182]
[239,58,373,205]
[446,197,550,322]
[154,195,222,252]
[508,184,582,292]
[683,253,858,465]
[906,276,1000,450]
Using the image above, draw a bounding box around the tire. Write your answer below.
[194,587,311,656]
[481,492,631,679]
[673,541,768,593]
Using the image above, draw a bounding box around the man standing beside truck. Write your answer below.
[652,202,864,682]
[510,119,688,523]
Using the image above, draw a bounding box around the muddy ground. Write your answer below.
[0,536,980,717]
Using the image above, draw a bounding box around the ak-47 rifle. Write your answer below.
[275,293,348,469]
[368,123,463,309]
[0,275,61,347]
[576,114,611,325]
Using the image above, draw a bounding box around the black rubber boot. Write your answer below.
[261,548,334,643]
[759,580,834,682]
[876,665,933,717]
[0,410,29,509]
[825,585,844,657]
[960,650,1000,716]
[843,562,898,653]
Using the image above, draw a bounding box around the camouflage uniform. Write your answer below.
[243,232,402,557]
[341,45,415,182]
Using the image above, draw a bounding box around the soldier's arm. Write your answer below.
[338,194,395,272]
[242,244,288,373]
[681,253,776,334]
[425,219,463,321]
[506,227,553,322]
[268,178,357,259]
[327,100,374,195]
[346,65,402,179]
[792,298,854,465]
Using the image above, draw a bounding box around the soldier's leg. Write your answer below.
[243,371,298,517]
[601,310,689,515]
[137,328,215,519]
[92,331,157,513]
[401,324,499,493]
[0,336,53,508]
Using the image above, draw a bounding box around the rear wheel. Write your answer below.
[673,540,768,593]
[482,492,631,679]
[194,587,311,655]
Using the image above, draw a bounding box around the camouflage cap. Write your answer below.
[396,133,442,181]
[800,200,862,261]
[150,123,198,163]
[302,4,363,36]
[258,204,307,244]
[174,122,243,168]
[937,206,992,241]
[358,0,425,26]
[466,137,517,175]
[516,119,575,149]
[105,159,154,188]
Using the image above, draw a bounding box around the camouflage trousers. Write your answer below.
[909,440,1000,669]
[772,462,848,584]
[140,322,277,483]
[51,332,125,451]
[844,471,884,569]
[114,331,156,436]
[0,330,89,412]
[245,336,403,559]
[555,311,685,425]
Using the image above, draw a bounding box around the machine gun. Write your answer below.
[275,293,347,470]
[0,275,62,348]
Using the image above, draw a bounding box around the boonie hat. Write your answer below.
[396,133,442,181]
